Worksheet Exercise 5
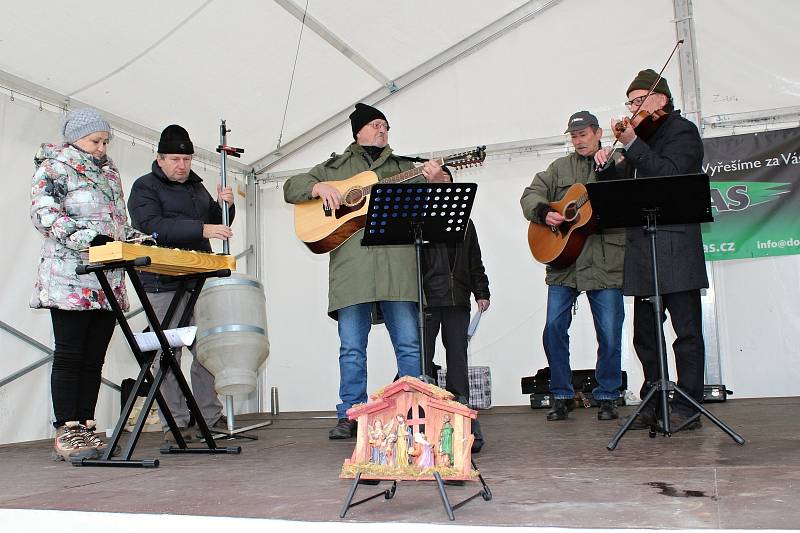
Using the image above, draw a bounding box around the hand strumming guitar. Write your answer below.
[311,182,343,211]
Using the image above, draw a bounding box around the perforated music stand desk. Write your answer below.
[357,182,491,519]
[586,174,744,449]
[361,182,477,379]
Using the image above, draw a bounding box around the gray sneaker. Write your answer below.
[196,417,229,439]
[162,426,194,445]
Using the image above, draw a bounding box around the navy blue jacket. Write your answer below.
[128,161,235,292]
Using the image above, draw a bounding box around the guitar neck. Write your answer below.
[363,157,444,195]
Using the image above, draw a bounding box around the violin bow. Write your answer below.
[596,39,684,172]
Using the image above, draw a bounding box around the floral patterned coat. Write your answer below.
[30,143,144,311]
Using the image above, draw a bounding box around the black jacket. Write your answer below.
[422,220,490,309]
[128,161,235,292]
[597,111,708,296]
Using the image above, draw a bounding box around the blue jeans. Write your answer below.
[336,301,421,419]
[542,285,624,401]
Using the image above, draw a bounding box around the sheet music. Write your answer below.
[133,326,197,352]
[467,310,483,340]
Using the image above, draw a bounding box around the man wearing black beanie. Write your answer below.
[284,102,448,439]
[595,70,708,431]
[128,124,236,445]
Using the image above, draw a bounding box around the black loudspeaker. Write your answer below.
[120,378,149,414]
[703,384,732,402]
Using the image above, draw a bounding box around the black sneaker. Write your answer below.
[619,408,658,430]
[670,411,702,431]
[597,400,619,420]
[329,418,357,439]
[546,398,576,421]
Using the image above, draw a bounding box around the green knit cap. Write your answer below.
[626,69,672,100]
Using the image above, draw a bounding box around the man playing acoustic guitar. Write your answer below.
[284,103,448,439]
[520,111,626,422]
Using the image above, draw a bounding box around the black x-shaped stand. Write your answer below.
[339,459,492,521]
[587,174,745,449]
[72,256,240,467]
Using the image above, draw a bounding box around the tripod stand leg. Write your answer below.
[607,385,660,450]
[671,385,745,445]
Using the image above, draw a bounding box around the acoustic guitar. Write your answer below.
[527,182,596,269]
[294,147,486,254]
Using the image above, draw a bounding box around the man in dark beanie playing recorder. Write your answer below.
[128,124,235,446]
[595,69,709,431]
[284,103,449,439]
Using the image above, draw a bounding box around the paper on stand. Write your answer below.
[467,310,483,340]
[134,326,197,352]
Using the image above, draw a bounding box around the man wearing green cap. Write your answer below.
[284,103,449,439]
[595,69,708,430]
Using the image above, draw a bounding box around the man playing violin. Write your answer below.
[283,103,449,439]
[520,111,626,422]
[595,69,709,430]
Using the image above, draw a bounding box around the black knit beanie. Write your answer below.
[626,69,672,100]
[157,124,194,154]
[349,103,388,139]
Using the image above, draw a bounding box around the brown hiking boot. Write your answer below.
[52,421,97,461]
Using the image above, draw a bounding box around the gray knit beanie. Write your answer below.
[62,107,111,143]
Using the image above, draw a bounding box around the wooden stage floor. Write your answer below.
[1,398,798,528]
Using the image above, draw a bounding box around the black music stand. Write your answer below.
[362,182,477,381]
[73,257,241,467]
[586,174,745,450]
[357,182,490,519]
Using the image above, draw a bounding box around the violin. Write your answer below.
[613,106,669,142]
[596,39,684,171]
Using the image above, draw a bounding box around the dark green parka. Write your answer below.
[520,152,625,291]
[284,143,422,318]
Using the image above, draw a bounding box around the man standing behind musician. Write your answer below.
[283,103,448,439]
[422,169,490,451]
[594,70,708,430]
[520,111,626,422]
[128,125,234,444]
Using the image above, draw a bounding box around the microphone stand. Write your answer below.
[214,121,270,440]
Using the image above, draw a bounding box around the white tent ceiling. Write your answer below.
[1,0,536,167]
[2,0,797,171]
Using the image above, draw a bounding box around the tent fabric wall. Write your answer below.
[1,0,799,443]
[0,99,249,445]
[255,0,800,413]
[259,140,800,412]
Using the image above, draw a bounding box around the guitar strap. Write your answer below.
[394,154,428,163]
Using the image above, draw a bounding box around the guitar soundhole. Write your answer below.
[343,187,364,206]
[563,201,578,222]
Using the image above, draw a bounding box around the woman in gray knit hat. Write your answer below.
[30,107,145,461]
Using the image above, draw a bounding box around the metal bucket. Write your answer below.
[194,273,269,395]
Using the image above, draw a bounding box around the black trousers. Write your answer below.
[424,306,470,401]
[50,308,116,427]
[633,289,705,414]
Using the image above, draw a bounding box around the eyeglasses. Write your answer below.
[366,121,390,131]
[625,95,649,108]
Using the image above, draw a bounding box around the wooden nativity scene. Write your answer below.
[341,376,480,481]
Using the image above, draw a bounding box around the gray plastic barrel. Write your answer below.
[194,273,269,395]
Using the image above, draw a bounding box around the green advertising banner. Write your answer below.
[701,126,800,261]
